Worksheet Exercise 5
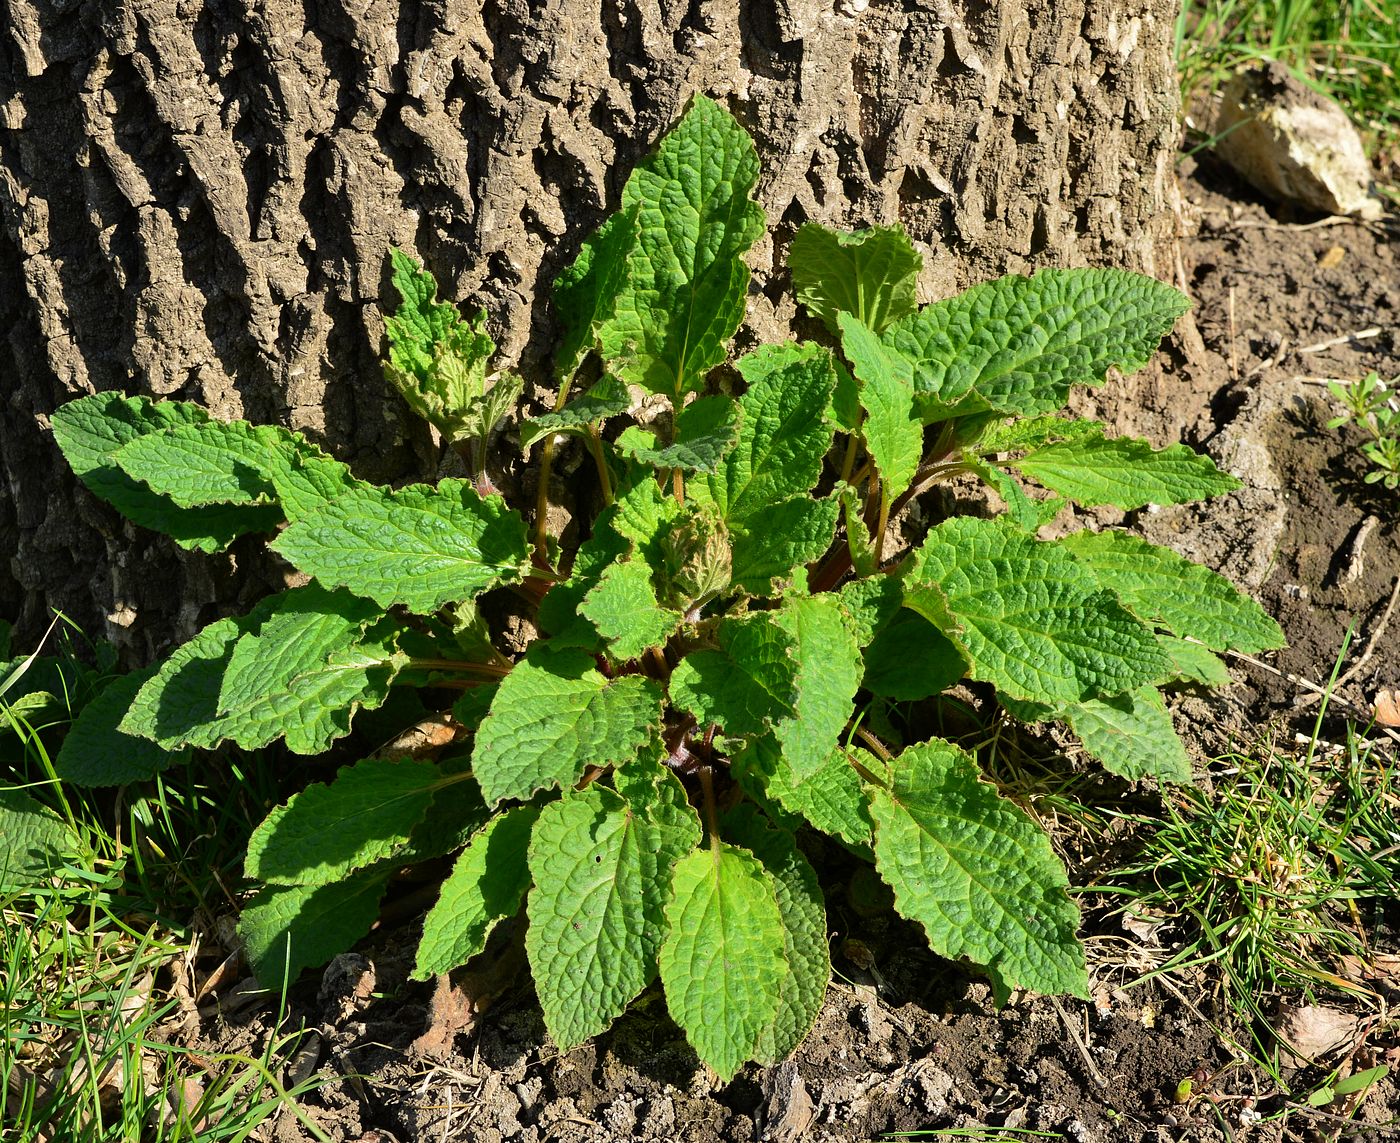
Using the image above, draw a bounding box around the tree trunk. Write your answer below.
[0,0,1181,656]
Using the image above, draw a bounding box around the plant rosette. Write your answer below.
[48,94,1283,1081]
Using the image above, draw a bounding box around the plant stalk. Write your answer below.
[699,765,721,857]
[854,724,894,763]
[532,377,577,565]
[838,413,865,484]
[585,424,614,506]
[407,657,512,678]
[873,489,891,565]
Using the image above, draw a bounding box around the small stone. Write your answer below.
[1212,62,1382,219]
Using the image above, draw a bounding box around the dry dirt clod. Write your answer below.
[318,953,377,1025]
[761,1060,816,1143]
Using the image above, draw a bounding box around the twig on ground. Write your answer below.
[1340,516,1380,586]
[1225,215,1352,231]
[1227,285,1238,382]
[1211,640,1400,747]
[1048,995,1110,1089]
[1198,209,1398,236]
[1245,335,1290,378]
[1296,575,1400,709]
[1295,327,1382,355]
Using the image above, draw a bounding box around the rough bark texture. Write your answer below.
[0,0,1180,657]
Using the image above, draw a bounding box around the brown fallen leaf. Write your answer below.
[410,925,527,1059]
[1374,689,1399,727]
[1121,909,1166,944]
[762,1059,816,1143]
[1337,952,1400,992]
[1272,1002,1360,1066]
[370,715,464,759]
[318,953,376,1025]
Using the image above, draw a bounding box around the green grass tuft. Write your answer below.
[2,627,321,1141]
[1090,715,1399,1067]
[1178,0,1400,176]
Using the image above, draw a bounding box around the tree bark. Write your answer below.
[0,0,1181,656]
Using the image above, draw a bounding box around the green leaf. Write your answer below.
[837,483,878,578]
[112,419,363,523]
[119,615,241,748]
[272,480,529,614]
[519,375,632,453]
[722,805,829,1064]
[788,222,921,336]
[669,613,797,738]
[536,511,630,647]
[831,359,862,434]
[395,764,492,865]
[689,343,839,593]
[1334,1065,1390,1097]
[212,604,399,755]
[0,787,81,890]
[387,248,485,374]
[836,574,904,644]
[0,649,105,713]
[413,804,539,979]
[471,646,663,805]
[730,498,839,596]
[702,343,837,523]
[866,738,1087,1002]
[466,371,525,450]
[771,594,862,779]
[527,775,700,1050]
[1062,686,1192,784]
[609,475,683,550]
[246,758,442,885]
[862,610,966,701]
[574,479,687,656]
[1059,529,1285,654]
[977,415,1104,454]
[580,559,683,661]
[385,250,517,444]
[121,586,403,754]
[1156,636,1231,686]
[859,269,1189,422]
[241,865,392,990]
[839,314,923,502]
[1010,432,1241,509]
[903,518,1168,706]
[659,844,787,1081]
[553,207,641,381]
[55,667,187,786]
[732,738,874,853]
[597,95,765,399]
[615,396,741,474]
[965,458,1054,533]
[50,393,280,552]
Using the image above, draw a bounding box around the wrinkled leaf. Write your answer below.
[789,222,921,335]
[272,480,529,614]
[867,739,1087,1002]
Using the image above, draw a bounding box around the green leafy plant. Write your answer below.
[1326,371,1400,490]
[45,95,1283,1080]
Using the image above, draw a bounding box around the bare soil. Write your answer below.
[184,161,1400,1143]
